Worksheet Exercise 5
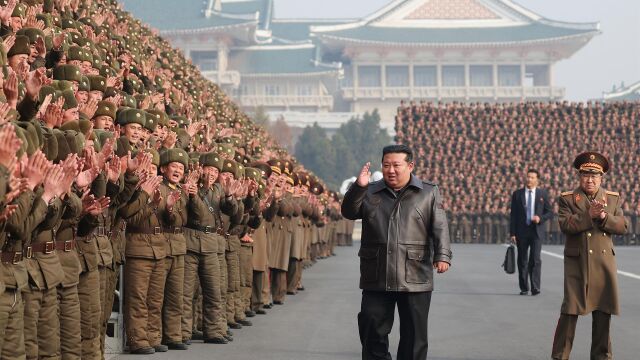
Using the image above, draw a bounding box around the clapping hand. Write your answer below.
[589,200,606,220]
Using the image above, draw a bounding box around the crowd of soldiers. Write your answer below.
[446,212,638,245]
[0,0,355,358]
[396,100,640,245]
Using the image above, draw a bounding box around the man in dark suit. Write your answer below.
[510,169,553,295]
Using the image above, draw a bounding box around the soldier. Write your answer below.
[182,151,234,344]
[158,148,191,351]
[249,162,272,315]
[119,152,165,355]
[23,150,75,359]
[265,160,293,305]
[552,152,628,360]
[0,139,52,359]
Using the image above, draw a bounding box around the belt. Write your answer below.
[24,241,56,258]
[55,240,76,252]
[127,225,163,235]
[127,226,183,235]
[94,226,111,237]
[1,250,23,264]
[216,228,230,238]
[164,226,183,234]
[186,225,218,234]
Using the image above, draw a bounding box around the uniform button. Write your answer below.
[602,249,607,254]
[603,233,607,237]
[388,250,392,254]
[589,249,593,254]
[587,233,591,237]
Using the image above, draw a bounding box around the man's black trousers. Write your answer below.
[517,230,542,293]
[358,290,432,360]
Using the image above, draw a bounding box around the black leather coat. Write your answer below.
[341,175,452,292]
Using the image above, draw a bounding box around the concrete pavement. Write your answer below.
[113,243,640,359]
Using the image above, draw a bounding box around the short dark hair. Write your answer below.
[527,169,540,178]
[382,144,413,163]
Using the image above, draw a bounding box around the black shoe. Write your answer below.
[237,319,252,326]
[228,322,242,329]
[226,330,234,337]
[204,337,228,344]
[263,303,273,309]
[166,342,189,350]
[245,310,256,317]
[256,309,267,315]
[297,286,305,291]
[192,329,203,340]
[286,291,296,295]
[520,291,528,295]
[183,339,191,345]
[153,344,168,352]
[273,300,284,305]
[130,347,155,355]
[531,290,541,296]
[224,334,234,342]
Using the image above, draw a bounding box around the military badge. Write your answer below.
[575,194,581,203]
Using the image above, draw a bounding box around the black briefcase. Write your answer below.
[502,244,516,274]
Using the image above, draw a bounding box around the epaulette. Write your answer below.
[422,180,437,186]
[560,191,573,197]
[605,191,619,196]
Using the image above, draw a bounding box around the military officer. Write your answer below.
[551,152,628,360]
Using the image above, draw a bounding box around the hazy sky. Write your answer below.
[274,0,640,101]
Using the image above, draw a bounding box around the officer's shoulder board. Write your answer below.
[605,190,620,197]
[560,191,573,197]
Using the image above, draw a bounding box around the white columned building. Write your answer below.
[122,0,600,130]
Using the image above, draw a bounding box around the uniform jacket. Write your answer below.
[341,175,452,292]
[264,195,293,271]
[558,187,627,315]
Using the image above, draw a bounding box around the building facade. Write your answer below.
[122,0,600,129]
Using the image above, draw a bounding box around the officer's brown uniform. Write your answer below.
[552,153,628,360]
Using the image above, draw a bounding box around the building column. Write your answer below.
[353,63,359,101]
[493,62,498,100]
[381,63,386,100]
[520,59,526,100]
[217,42,229,84]
[409,61,414,100]
[436,62,442,101]
[464,63,470,100]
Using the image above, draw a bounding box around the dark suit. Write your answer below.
[509,188,552,293]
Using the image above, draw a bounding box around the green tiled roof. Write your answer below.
[221,0,272,29]
[316,23,597,45]
[270,21,349,42]
[121,0,256,31]
[228,47,333,74]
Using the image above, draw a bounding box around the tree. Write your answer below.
[294,122,335,186]
[268,116,293,152]
[252,106,270,126]
[294,110,391,190]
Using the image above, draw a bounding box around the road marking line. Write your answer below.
[503,245,640,280]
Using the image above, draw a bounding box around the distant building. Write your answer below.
[122,0,600,129]
[602,81,640,102]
